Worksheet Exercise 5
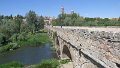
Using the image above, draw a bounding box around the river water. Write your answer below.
[0,43,56,65]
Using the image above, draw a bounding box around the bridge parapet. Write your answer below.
[47,26,120,68]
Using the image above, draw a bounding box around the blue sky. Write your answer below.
[0,0,120,18]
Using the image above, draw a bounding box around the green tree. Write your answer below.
[71,13,78,19]
[14,14,23,33]
[63,17,71,26]
[38,16,45,29]
[118,17,120,21]
[26,10,37,33]
[58,14,66,26]
[0,15,4,20]
[0,33,5,46]
[9,14,13,19]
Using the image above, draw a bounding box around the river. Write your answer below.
[0,43,56,65]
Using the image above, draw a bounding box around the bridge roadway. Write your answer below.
[47,26,120,68]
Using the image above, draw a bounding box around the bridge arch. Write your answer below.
[55,36,61,58]
[62,45,72,60]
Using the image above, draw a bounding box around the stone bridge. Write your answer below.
[47,26,120,68]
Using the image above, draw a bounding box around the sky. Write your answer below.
[0,0,120,18]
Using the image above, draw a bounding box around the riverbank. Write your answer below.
[0,29,50,53]
[0,59,59,68]
[0,59,73,68]
[17,32,50,47]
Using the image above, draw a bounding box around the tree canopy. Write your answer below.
[0,10,45,47]
[52,13,120,26]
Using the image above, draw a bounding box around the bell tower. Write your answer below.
[60,6,64,14]
[71,10,74,14]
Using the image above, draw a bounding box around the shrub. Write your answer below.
[17,32,27,41]
[0,33,5,46]
[0,42,18,53]
[0,44,11,52]
[9,34,18,42]
[36,59,59,68]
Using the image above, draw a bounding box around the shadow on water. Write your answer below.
[0,43,57,65]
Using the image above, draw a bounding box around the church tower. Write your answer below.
[71,10,74,14]
[60,6,64,14]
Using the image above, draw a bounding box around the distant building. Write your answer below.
[110,18,119,21]
[71,10,74,14]
[44,6,77,26]
[60,6,75,15]
[44,16,55,25]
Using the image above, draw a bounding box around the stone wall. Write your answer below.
[47,26,120,68]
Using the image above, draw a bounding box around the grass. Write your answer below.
[60,59,71,64]
[0,59,60,68]
[0,59,71,68]
[49,40,56,51]
[32,33,50,44]
[35,59,59,68]
[18,33,50,46]
[18,29,50,47]
[0,61,23,68]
